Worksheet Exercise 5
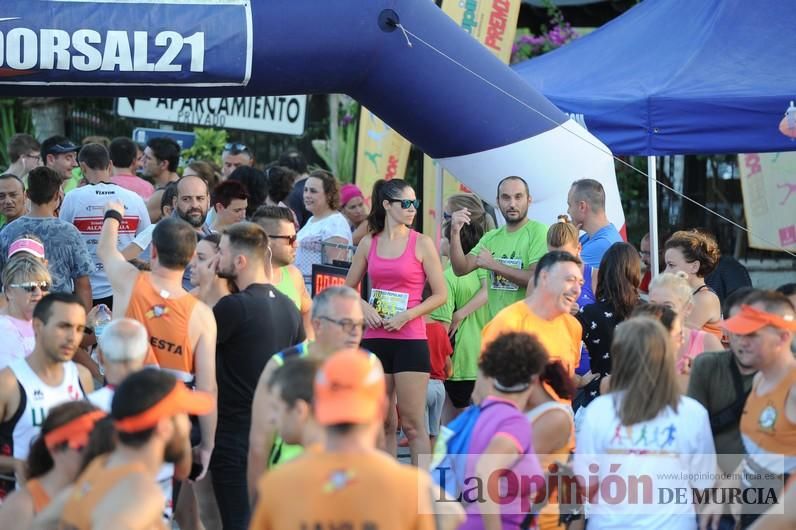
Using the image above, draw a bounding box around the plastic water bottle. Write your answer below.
[93,304,112,341]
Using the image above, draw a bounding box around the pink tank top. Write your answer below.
[364,230,427,340]
[677,328,707,373]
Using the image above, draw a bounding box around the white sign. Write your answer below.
[117,96,307,136]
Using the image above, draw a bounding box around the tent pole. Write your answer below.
[648,155,660,279]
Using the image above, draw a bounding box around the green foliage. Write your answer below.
[0,99,34,169]
[180,128,228,167]
[312,97,358,182]
[511,0,578,64]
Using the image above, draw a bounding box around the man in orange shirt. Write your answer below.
[30,369,214,530]
[249,349,462,530]
[481,251,584,375]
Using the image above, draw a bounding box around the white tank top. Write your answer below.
[88,386,175,520]
[7,358,84,460]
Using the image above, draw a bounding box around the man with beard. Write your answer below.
[449,176,547,319]
[688,287,759,475]
[0,293,94,499]
[174,175,211,290]
[97,205,217,488]
[210,221,304,530]
[31,369,214,530]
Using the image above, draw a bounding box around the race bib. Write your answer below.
[490,258,523,291]
[369,289,409,319]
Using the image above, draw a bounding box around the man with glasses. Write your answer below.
[247,285,365,501]
[221,142,254,179]
[0,175,27,230]
[3,133,41,183]
[251,205,313,338]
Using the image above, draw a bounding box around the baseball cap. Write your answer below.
[8,237,45,260]
[43,140,80,156]
[721,304,796,335]
[114,375,214,433]
[340,184,364,207]
[314,349,385,426]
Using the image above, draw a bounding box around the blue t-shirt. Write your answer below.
[579,223,623,268]
[0,216,94,293]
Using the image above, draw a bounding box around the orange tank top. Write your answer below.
[701,320,723,341]
[125,273,198,383]
[59,455,151,530]
[26,478,50,513]
[740,366,796,456]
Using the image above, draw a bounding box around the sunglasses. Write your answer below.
[224,143,249,152]
[269,234,298,245]
[387,198,421,209]
[10,280,50,293]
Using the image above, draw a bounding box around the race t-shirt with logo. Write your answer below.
[59,182,151,299]
[0,358,84,499]
[469,220,547,319]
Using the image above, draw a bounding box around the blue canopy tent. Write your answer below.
[513,0,796,270]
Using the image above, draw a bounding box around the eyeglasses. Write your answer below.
[224,143,249,153]
[387,198,421,210]
[318,316,366,334]
[268,234,297,245]
[9,281,50,293]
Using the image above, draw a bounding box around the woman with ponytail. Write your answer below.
[0,401,107,527]
[525,361,576,530]
[345,179,447,465]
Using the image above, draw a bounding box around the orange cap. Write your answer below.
[314,349,385,426]
[44,410,106,451]
[722,304,796,335]
[114,380,214,433]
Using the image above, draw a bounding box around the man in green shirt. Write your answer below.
[449,176,547,319]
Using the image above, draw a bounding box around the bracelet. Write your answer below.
[104,210,123,224]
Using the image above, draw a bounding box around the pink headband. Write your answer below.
[9,238,45,260]
[339,184,364,206]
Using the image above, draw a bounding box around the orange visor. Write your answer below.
[114,380,214,433]
[722,304,796,335]
[44,410,107,451]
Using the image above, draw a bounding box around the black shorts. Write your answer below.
[444,380,475,408]
[362,338,430,374]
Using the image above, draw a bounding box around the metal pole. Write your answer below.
[648,155,659,278]
[435,162,444,247]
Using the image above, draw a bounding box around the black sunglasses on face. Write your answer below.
[269,234,298,245]
[387,198,421,209]
[9,281,50,293]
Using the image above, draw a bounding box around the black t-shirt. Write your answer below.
[576,298,625,406]
[214,283,305,428]
[286,176,310,228]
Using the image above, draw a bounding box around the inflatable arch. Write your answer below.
[0,0,623,227]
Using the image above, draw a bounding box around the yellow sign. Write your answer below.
[422,0,521,238]
[738,152,796,251]
[354,110,412,209]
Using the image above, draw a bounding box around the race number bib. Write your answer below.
[369,289,409,319]
[490,258,523,291]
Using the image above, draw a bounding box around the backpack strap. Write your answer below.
[709,354,750,434]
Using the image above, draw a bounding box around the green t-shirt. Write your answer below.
[431,266,488,381]
[470,220,548,319]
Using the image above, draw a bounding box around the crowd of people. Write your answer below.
[0,131,793,530]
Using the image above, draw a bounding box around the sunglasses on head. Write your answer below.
[224,143,249,153]
[387,198,421,209]
[269,234,298,245]
[10,280,50,293]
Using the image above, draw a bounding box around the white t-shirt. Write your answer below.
[574,393,716,530]
[60,182,151,299]
[0,316,35,370]
[295,212,352,285]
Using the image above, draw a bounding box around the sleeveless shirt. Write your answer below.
[274,266,301,310]
[0,358,83,461]
[364,230,427,340]
[125,273,199,383]
[741,366,796,472]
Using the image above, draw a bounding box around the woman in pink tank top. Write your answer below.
[345,179,447,464]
